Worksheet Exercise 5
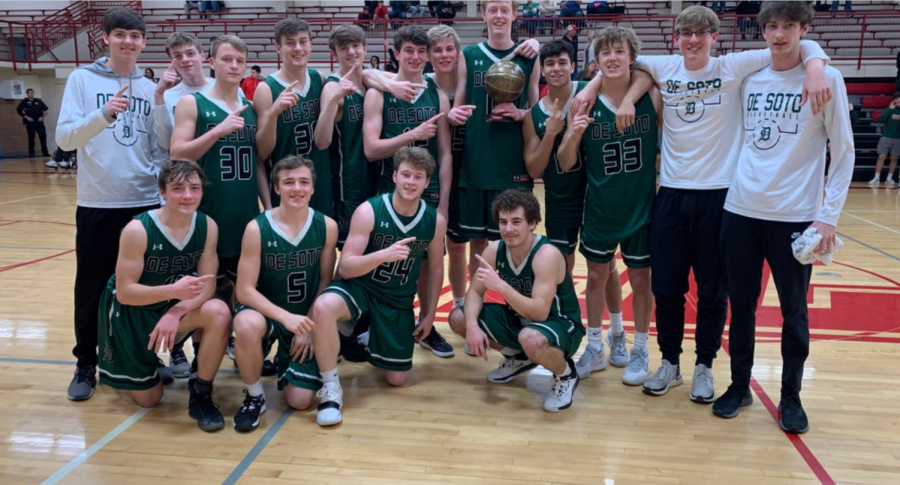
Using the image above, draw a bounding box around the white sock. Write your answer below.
[245,380,264,398]
[609,312,624,335]
[587,327,603,350]
[453,296,465,309]
[634,331,649,351]
[500,347,518,357]
[321,367,339,385]
[557,361,573,377]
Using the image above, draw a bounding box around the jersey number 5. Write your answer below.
[287,272,307,304]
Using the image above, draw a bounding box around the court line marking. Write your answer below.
[0,357,239,375]
[683,294,836,485]
[841,211,900,237]
[40,379,189,485]
[0,246,74,251]
[837,231,900,263]
[221,408,295,485]
[0,192,65,206]
[0,249,76,273]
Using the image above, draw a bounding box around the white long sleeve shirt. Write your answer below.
[56,58,166,208]
[634,40,829,190]
[724,64,854,225]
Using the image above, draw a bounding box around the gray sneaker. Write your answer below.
[642,359,683,396]
[606,331,628,367]
[67,365,96,401]
[169,346,191,378]
[622,346,649,386]
[690,364,716,404]
[574,345,607,379]
[487,354,537,383]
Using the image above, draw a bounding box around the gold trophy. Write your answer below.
[484,60,525,122]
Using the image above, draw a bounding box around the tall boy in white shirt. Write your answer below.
[712,1,853,433]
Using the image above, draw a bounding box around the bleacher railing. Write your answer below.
[0,11,898,71]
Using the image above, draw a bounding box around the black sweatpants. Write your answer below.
[25,122,49,156]
[721,211,812,398]
[650,187,729,368]
[73,204,158,367]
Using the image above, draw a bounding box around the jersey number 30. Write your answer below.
[220,146,254,181]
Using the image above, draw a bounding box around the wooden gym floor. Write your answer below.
[1,157,899,485]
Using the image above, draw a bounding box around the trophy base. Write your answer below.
[485,113,516,123]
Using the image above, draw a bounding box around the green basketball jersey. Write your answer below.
[496,235,581,324]
[325,74,375,214]
[426,74,464,192]
[378,82,442,207]
[530,81,587,229]
[120,210,208,311]
[461,41,535,190]
[358,194,437,307]
[253,209,327,316]
[265,71,334,216]
[193,92,259,258]
[581,93,658,243]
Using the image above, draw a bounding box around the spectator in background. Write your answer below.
[869,93,900,187]
[365,0,379,17]
[144,68,155,81]
[830,1,852,14]
[895,51,900,92]
[384,37,399,72]
[584,29,595,72]
[184,1,200,19]
[199,1,220,18]
[436,0,457,25]
[560,1,585,28]
[561,25,579,79]
[539,0,558,34]
[408,1,427,17]
[17,88,51,158]
[390,1,409,20]
[374,1,389,20]
[240,65,262,101]
[523,1,540,36]
[578,60,598,81]
[370,55,382,70]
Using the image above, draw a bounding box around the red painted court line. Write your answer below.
[0,219,76,227]
[0,221,20,228]
[0,249,75,273]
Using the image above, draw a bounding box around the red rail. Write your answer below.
[0,10,897,72]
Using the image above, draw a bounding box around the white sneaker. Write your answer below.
[58,161,70,169]
[357,331,370,348]
[574,345,607,379]
[690,364,716,403]
[868,176,881,186]
[642,359,683,396]
[487,354,537,383]
[45,160,59,168]
[622,346,650,386]
[606,331,629,367]
[543,366,579,412]
[316,382,343,426]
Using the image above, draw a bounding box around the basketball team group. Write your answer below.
[55,1,853,436]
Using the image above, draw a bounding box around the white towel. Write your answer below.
[792,227,843,265]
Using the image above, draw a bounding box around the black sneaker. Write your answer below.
[778,395,809,434]
[712,386,753,419]
[261,358,277,377]
[188,390,225,432]
[157,358,175,385]
[339,332,369,362]
[418,326,455,358]
[233,390,267,432]
[67,365,97,401]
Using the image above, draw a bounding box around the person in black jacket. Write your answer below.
[16,88,51,157]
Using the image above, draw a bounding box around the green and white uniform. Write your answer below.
[325,73,375,246]
[458,41,535,240]
[323,194,437,371]
[99,210,208,390]
[476,235,584,358]
[193,92,259,259]
[376,81,442,207]
[578,93,658,267]
[265,71,334,215]
[235,209,327,391]
[426,74,467,244]
[530,81,587,254]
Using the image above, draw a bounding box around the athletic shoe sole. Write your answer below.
[233,403,267,432]
[487,362,538,384]
[642,376,683,396]
[777,405,810,434]
[542,377,580,413]
[189,413,225,432]
[66,388,94,401]
[418,341,455,358]
[690,391,715,404]
[622,372,648,386]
